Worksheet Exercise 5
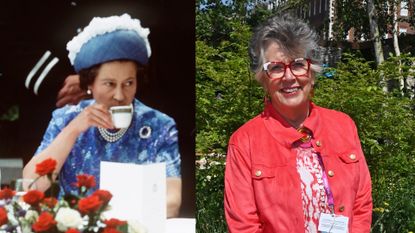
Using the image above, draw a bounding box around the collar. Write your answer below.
[261,101,323,149]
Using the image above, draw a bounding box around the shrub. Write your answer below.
[314,53,415,232]
[196,154,227,232]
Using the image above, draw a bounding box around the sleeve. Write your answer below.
[157,120,181,177]
[351,122,373,232]
[224,137,262,233]
[34,108,68,155]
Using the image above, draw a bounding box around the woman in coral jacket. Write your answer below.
[224,14,372,233]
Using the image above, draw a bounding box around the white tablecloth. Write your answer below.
[166,218,195,233]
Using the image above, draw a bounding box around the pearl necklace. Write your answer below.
[98,127,128,142]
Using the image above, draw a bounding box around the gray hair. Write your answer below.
[249,14,322,83]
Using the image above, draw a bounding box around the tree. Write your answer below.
[392,1,401,57]
[367,0,385,65]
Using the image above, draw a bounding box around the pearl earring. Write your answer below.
[87,89,92,95]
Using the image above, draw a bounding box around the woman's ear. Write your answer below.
[310,73,316,86]
[86,84,93,95]
[309,74,316,98]
[257,73,268,92]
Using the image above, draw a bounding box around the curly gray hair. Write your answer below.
[249,14,322,83]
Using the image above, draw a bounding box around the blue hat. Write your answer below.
[67,14,151,72]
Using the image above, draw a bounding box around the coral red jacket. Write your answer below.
[225,102,372,233]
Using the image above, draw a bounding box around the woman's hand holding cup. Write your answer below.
[69,103,114,134]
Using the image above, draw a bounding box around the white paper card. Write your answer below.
[318,213,349,233]
[100,161,166,233]
[166,218,196,233]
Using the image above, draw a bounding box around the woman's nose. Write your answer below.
[113,87,125,103]
[282,67,296,81]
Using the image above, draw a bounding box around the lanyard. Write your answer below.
[317,154,335,214]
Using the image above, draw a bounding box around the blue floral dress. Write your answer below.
[35,99,181,196]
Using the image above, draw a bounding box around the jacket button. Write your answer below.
[316,140,322,147]
[349,154,356,160]
[339,206,345,212]
[255,170,262,177]
[328,170,334,177]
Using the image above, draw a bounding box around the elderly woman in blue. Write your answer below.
[23,14,182,218]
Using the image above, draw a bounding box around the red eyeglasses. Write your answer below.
[263,58,311,80]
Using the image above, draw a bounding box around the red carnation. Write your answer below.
[42,197,58,208]
[65,229,81,233]
[35,158,57,176]
[92,190,113,204]
[32,212,57,232]
[23,190,44,206]
[102,228,122,233]
[0,207,8,226]
[0,187,15,200]
[74,174,96,189]
[104,218,127,228]
[78,195,102,215]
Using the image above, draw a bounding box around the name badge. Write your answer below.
[318,213,349,233]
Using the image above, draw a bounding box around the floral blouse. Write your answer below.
[35,99,181,196]
[295,139,330,233]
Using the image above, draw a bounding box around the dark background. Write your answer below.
[0,0,195,217]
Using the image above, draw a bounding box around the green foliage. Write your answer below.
[196,0,282,46]
[331,0,414,44]
[196,2,263,231]
[378,53,415,98]
[333,0,370,41]
[196,155,227,232]
[196,20,263,154]
[196,0,237,46]
[314,53,415,232]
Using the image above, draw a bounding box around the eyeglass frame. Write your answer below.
[262,58,312,80]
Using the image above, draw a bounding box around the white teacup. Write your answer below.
[110,104,133,129]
